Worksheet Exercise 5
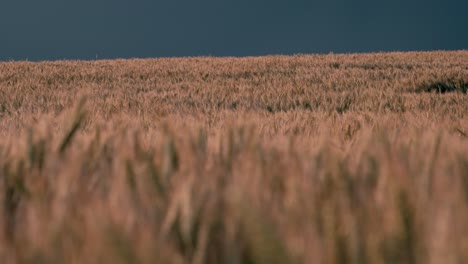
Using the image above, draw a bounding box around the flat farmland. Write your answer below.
[0,51,467,263]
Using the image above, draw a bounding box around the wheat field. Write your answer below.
[0,51,467,263]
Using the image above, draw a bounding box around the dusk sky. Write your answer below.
[1,0,467,61]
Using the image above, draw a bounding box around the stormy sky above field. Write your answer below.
[1,0,467,61]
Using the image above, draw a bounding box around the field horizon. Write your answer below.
[2,49,467,63]
[0,51,467,263]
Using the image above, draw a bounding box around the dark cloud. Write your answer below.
[1,0,467,61]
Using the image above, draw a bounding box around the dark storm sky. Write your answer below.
[1,0,467,61]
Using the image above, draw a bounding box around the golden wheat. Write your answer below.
[0,51,467,263]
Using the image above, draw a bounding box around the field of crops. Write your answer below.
[0,51,467,263]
